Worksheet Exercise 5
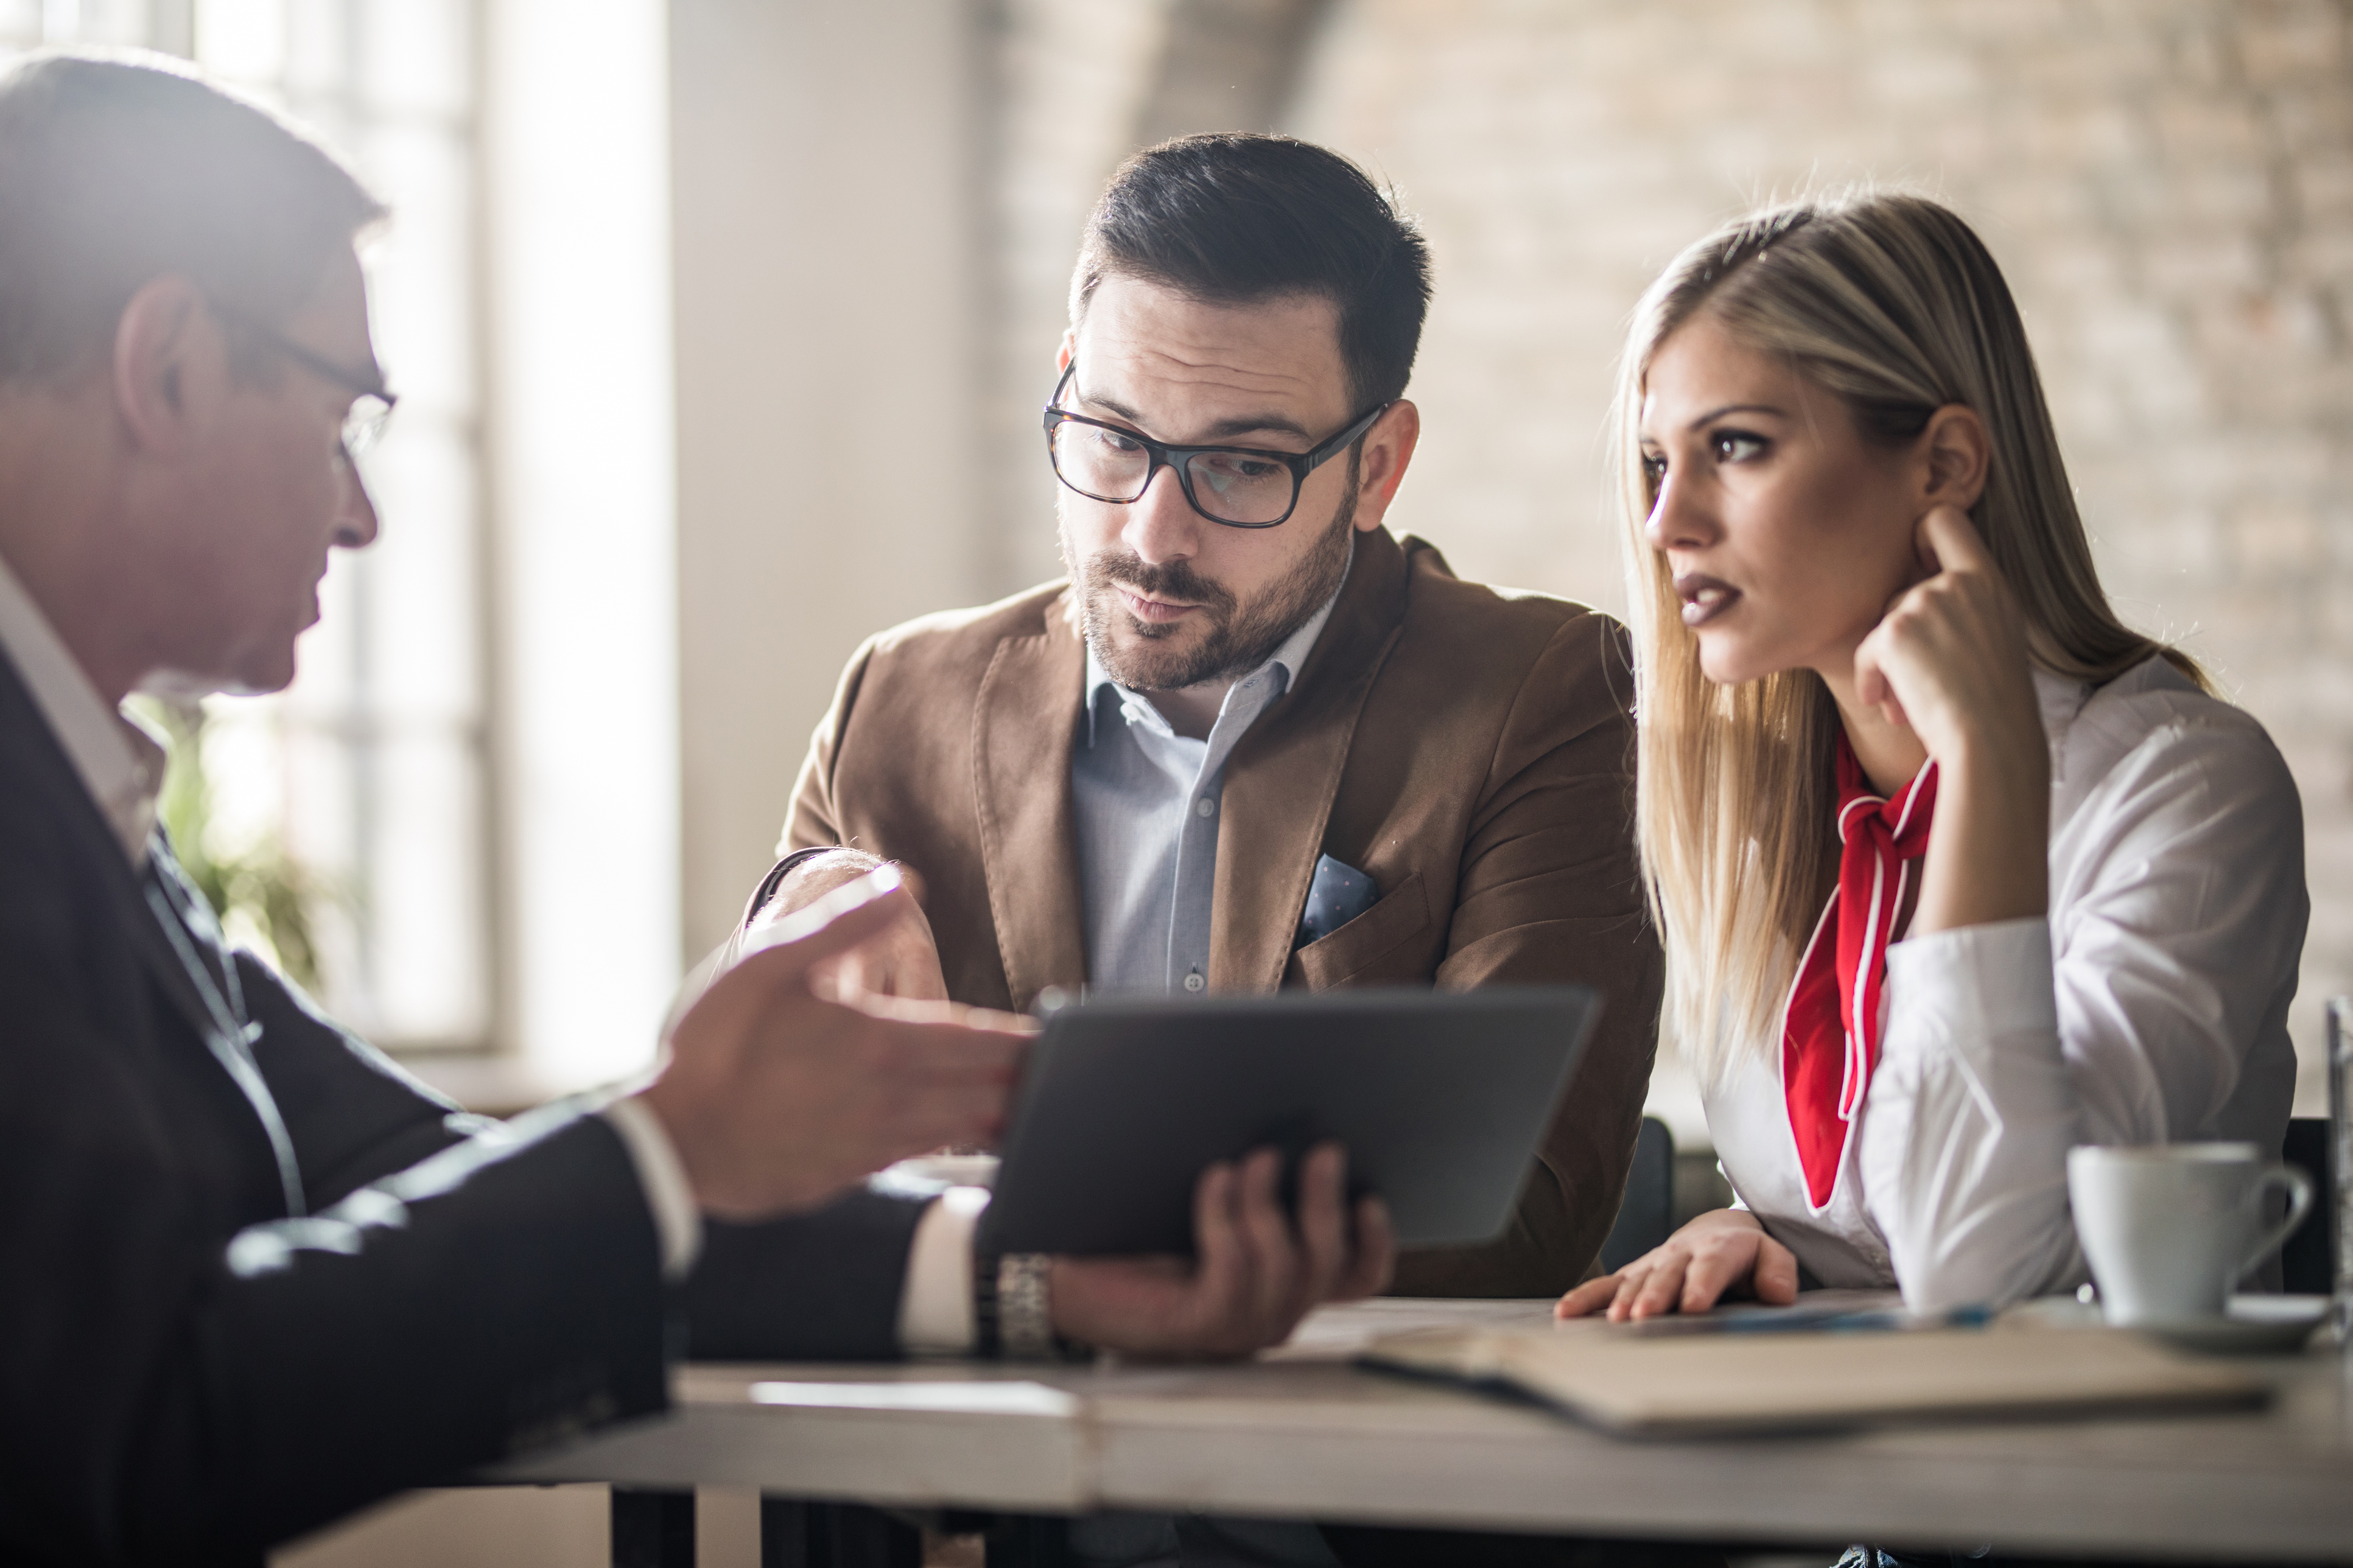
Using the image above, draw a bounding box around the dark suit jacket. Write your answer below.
[0,652,924,1567]
[782,527,1664,1297]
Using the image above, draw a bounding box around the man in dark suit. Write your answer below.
[0,55,1390,1566]
[766,135,1663,1306]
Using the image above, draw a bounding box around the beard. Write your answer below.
[1064,457,1359,693]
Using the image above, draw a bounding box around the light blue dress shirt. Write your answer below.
[1070,575,1345,996]
[1065,566,1353,1568]
[1067,581,1351,1566]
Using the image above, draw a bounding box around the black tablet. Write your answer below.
[975,986,1602,1257]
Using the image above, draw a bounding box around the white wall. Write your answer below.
[483,0,681,1085]
[670,0,992,959]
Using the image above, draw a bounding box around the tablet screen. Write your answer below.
[977,986,1601,1256]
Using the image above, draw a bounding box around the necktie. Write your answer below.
[1782,733,1937,1209]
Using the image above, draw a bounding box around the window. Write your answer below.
[9,1,494,1051]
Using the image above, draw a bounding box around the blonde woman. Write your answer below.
[1559,193,2307,1319]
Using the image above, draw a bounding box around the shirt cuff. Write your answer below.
[1884,915,2058,1046]
[602,1096,705,1281]
[899,1186,989,1354]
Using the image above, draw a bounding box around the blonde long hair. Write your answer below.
[1618,192,2200,1081]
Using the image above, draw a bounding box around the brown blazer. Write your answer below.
[781,527,1662,1296]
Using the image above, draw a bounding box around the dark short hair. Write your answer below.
[1070,133,1433,410]
[0,51,384,383]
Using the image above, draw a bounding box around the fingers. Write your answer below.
[1555,1272,1622,1319]
[1618,1248,1692,1321]
[1677,1235,1757,1315]
[1188,1160,1247,1343]
[1851,630,1893,713]
[1568,1218,1795,1325]
[1336,1194,1395,1301]
[858,1020,1028,1093]
[1235,1149,1299,1334]
[863,1008,1034,1070]
[886,1091,1009,1158]
[1753,1234,1801,1304]
[1050,1149,1391,1362]
[1171,1147,1356,1357]
[871,1018,1027,1144]
[1292,1143,1351,1311]
[1915,503,1991,575]
[962,1004,1043,1035]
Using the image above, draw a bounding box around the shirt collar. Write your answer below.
[1083,544,1352,746]
[0,550,166,863]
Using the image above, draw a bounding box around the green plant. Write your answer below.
[133,695,337,995]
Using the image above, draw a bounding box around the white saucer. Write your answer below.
[2140,1295,2330,1354]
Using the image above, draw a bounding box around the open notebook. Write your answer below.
[1359,1323,2265,1437]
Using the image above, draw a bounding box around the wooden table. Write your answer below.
[494,1298,2353,1566]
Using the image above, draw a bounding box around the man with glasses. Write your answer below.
[772,135,1661,1325]
[0,58,1390,1565]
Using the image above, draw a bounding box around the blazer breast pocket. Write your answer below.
[1289,871,1432,990]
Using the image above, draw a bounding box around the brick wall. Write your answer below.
[980,0,1175,594]
[984,0,2353,1111]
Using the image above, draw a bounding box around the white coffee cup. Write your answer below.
[2067,1143,2313,1327]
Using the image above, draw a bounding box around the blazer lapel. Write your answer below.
[973,588,1089,1009]
[0,653,305,1214]
[1210,528,1412,992]
[0,654,212,1045]
[141,846,307,1214]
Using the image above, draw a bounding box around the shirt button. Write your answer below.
[1195,797,1216,818]
[1183,972,1206,992]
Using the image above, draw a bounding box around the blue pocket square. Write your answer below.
[1296,854,1379,947]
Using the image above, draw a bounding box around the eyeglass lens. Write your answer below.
[342,394,394,458]
[1049,421,1297,526]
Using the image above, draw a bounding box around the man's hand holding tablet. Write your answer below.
[656,866,1394,1360]
[1051,1144,1395,1359]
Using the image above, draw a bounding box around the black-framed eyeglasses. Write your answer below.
[211,303,398,460]
[1043,362,1389,528]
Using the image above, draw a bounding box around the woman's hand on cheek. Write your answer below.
[1554,1208,1799,1322]
[1851,505,2043,771]
[1855,505,2052,933]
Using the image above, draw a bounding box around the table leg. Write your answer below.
[611,1487,695,1568]
[760,1499,922,1567]
[984,1514,1073,1568]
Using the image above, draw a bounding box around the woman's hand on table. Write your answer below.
[1554,1207,1798,1321]
[1049,1142,1395,1360]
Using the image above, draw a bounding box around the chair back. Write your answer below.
[2282,1116,2334,1295]
[1599,1116,1675,1273]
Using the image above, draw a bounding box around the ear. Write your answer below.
[1054,329,1077,376]
[1916,404,1989,513]
[1348,400,1422,534]
[112,275,216,461]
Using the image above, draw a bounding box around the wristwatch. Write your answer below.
[975,1251,1087,1362]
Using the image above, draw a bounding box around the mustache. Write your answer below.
[1089,552,1237,617]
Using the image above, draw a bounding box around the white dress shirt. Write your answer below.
[1704,656,2307,1310]
[0,553,167,861]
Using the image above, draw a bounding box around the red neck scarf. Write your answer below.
[1781,733,1938,1209]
